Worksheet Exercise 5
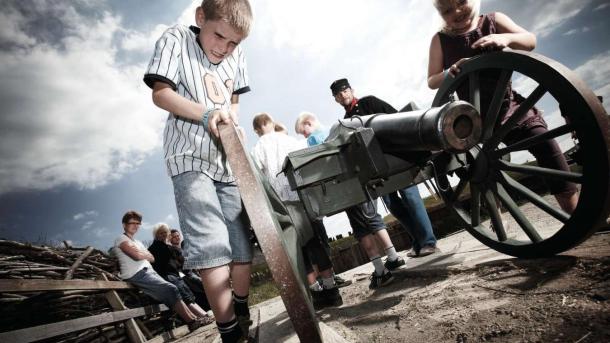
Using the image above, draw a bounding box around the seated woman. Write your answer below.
[148,223,211,319]
[114,211,211,331]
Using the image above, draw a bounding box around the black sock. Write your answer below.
[217,317,243,343]
[233,292,250,317]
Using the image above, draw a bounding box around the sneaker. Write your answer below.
[406,248,419,258]
[418,245,438,257]
[198,315,215,326]
[384,257,406,270]
[237,315,253,338]
[188,317,211,332]
[311,287,343,309]
[369,270,394,289]
[334,275,352,288]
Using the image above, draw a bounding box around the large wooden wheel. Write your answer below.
[219,124,323,342]
[432,50,610,258]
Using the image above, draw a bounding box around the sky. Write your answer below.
[0,0,609,250]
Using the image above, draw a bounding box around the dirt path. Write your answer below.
[322,232,610,343]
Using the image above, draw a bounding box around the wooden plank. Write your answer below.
[0,304,169,343]
[98,274,147,343]
[147,325,191,343]
[0,279,134,292]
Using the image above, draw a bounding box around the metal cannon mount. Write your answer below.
[219,50,610,342]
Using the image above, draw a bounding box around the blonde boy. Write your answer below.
[143,1,254,341]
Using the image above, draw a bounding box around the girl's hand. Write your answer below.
[448,57,470,77]
[471,34,510,49]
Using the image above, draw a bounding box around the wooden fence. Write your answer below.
[0,276,198,343]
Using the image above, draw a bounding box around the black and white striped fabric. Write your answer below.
[144,25,250,182]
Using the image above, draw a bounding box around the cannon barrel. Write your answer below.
[283,100,482,219]
[329,100,481,154]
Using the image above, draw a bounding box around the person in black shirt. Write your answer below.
[149,223,211,319]
[330,78,439,258]
[169,229,211,312]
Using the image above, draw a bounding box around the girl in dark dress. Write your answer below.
[427,0,579,213]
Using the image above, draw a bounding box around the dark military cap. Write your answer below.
[330,78,351,96]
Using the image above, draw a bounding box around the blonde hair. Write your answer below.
[294,111,320,135]
[152,223,170,240]
[433,0,481,34]
[201,0,253,37]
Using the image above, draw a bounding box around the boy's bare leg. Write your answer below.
[199,265,234,322]
[360,234,381,258]
[230,262,252,297]
[374,229,393,249]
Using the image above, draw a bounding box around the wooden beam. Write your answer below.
[0,279,134,292]
[98,274,147,343]
[0,304,169,343]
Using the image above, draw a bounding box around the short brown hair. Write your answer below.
[274,123,287,133]
[252,112,273,131]
[201,0,253,37]
[122,210,142,224]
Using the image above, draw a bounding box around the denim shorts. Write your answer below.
[345,200,386,240]
[172,171,253,270]
[127,267,181,308]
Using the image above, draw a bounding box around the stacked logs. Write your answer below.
[0,240,175,343]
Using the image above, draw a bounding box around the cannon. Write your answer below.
[219,50,610,342]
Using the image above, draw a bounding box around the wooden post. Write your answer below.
[97,274,147,343]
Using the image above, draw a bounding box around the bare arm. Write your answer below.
[119,241,155,263]
[230,94,240,116]
[152,82,204,122]
[471,12,536,51]
[151,81,236,137]
[427,34,445,89]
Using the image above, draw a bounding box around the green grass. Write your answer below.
[249,279,280,306]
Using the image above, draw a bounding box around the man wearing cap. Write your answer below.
[330,78,439,258]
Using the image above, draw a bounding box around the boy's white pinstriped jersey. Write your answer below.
[144,25,250,182]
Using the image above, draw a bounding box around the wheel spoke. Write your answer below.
[451,176,469,202]
[469,71,481,113]
[484,85,547,150]
[495,183,543,243]
[481,70,513,142]
[499,172,570,223]
[494,123,574,157]
[482,186,507,241]
[497,160,583,183]
[471,184,481,226]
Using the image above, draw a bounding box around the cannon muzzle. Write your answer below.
[330,100,481,154]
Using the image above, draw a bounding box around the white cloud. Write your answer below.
[563,26,590,36]
[594,3,610,11]
[92,227,109,238]
[121,24,168,52]
[73,210,99,220]
[0,2,167,194]
[248,0,441,120]
[80,220,95,231]
[0,6,36,47]
[571,50,610,113]
[529,0,592,37]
